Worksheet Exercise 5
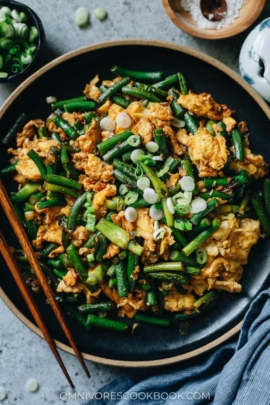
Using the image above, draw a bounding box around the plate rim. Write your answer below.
[0,38,269,367]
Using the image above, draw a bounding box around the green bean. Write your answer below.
[2,113,27,145]
[146,288,157,306]
[133,81,167,98]
[48,258,65,269]
[129,198,150,208]
[96,219,144,256]
[193,290,218,310]
[135,314,170,327]
[59,253,73,269]
[51,96,87,109]
[103,136,141,163]
[183,112,199,134]
[98,76,130,103]
[45,174,82,191]
[178,72,188,95]
[216,121,227,137]
[239,190,251,215]
[60,147,79,180]
[152,74,178,89]
[78,302,114,314]
[144,262,184,273]
[53,293,81,303]
[199,191,232,200]
[250,193,270,237]
[113,169,137,188]
[107,264,117,277]
[203,178,231,188]
[169,250,202,267]
[231,129,244,161]
[97,130,133,156]
[65,304,90,330]
[182,218,221,256]
[263,178,270,215]
[45,146,60,175]
[96,233,108,262]
[121,86,161,102]
[109,278,117,288]
[64,100,96,112]
[115,261,128,297]
[36,197,66,210]
[39,261,59,289]
[53,269,67,279]
[168,88,185,118]
[153,129,169,159]
[191,198,220,226]
[87,314,128,332]
[53,116,78,139]
[0,163,18,177]
[118,250,128,260]
[188,218,211,239]
[39,243,59,259]
[83,111,94,124]
[111,65,163,82]
[113,159,138,179]
[172,227,188,247]
[186,267,201,275]
[26,150,47,180]
[66,243,89,283]
[112,95,130,109]
[159,156,180,181]
[11,183,41,203]
[127,252,139,292]
[67,192,88,231]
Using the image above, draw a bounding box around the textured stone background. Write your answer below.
[1,1,270,404]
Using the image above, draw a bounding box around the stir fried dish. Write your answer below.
[2,65,269,332]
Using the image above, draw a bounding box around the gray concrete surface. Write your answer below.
[1,1,270,404]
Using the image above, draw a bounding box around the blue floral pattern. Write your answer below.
[259,19,270,31]
[243,74,255,85]
[239,63,255,85]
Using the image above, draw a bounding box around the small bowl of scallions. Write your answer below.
[0,0,45,82]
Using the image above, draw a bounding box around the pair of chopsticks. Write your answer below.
[0,179,90,387]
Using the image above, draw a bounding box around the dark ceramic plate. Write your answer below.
[1,40,270,367]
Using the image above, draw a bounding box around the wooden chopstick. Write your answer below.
[0,179,90,379]
[0,231,75,388]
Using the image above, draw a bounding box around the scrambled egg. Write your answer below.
[178,92,235,121]
[177,126,229,177]
[191,218,261,295]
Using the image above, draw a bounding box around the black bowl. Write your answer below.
[0,40,270,367]
[0,0,45,83]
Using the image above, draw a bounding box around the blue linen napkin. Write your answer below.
[83,289,270,405]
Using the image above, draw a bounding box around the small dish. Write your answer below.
[0,0,45,83]
[162,0,266,40]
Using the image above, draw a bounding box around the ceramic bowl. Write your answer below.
[239,17,270,102]
[162,0,266,40]
[0,0,45,83]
